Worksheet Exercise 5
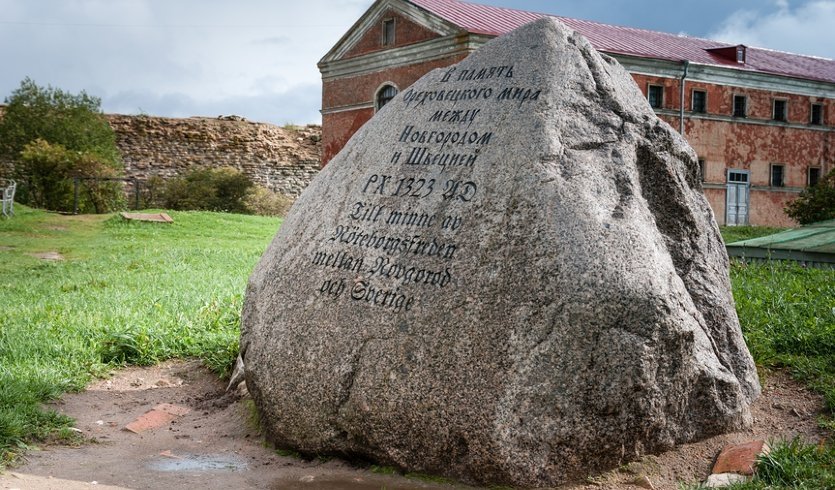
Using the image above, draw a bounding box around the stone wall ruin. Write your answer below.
[0,106,323,199]
[107,115,322,198]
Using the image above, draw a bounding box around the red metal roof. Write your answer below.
[410,0,835,85]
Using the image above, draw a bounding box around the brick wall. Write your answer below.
[343,9,440,59]
[322,54,468,164]
[633,73,835,225]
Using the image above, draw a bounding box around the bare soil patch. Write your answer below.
[28,251,64,261]
[1,362,827,490]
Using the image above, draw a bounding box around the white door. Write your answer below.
[726,169,750,226]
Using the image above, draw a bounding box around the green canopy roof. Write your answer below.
[726,220,835,267]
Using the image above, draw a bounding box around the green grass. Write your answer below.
[729,259,835,411]
[1,213,832,488]
[0,206,280,465]
[751,439,835,488]
[716,226,834,489]
[687,438,835,489]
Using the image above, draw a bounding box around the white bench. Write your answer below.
[1,180,15,218]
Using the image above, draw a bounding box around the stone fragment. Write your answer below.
[631,475,655,489]
[124,410,176,433]
[120,212,173,223]
[704,472,749,487]
[712,440,770,475]
[241,17,760,487]
[124,404,190,433]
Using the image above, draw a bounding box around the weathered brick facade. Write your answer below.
[634,74,834,227]
[319,0,835,226]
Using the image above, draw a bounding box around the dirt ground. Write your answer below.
[0,361,828,490]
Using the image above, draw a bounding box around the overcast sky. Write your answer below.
[1,0,833,125]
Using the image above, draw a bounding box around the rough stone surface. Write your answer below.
[241,18,760,487]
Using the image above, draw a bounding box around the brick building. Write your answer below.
[319,0,835,226]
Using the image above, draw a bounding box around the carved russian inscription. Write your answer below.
[309,64,543,313]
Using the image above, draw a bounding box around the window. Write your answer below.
[808,167,821,187]
[773,99,787,122]
[692,90,707,113]
[382,19,395,46]
[728,170,749,183]
[736,46,746,63]
[770,164,785,187]
[733,95,747,117]
[811,103,823,125]
[698,158,706,182]
[376,84,398,110]
[648,85,663,109]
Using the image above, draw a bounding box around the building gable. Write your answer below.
[320,0,460,65]
[342,9,444,59]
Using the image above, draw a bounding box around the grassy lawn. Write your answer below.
[1,212,832,486]
[0,206,279,464]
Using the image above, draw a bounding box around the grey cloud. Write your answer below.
[104,82,322,125]
[253,36,291,46]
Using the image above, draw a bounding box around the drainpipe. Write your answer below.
[679,60,690,135]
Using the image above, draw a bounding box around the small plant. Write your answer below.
[785,168,835,224]
[98,328,159,365]
[244,185,294,217]
[405,471,457,484]
[275,447,302,459]
[162,167,253,213]
[242,399,261,433]
[370,464,399,475]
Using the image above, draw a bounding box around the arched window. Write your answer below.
[376,84,398,111]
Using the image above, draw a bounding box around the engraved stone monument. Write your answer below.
[240,18,760,486]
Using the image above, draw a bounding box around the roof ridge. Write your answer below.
[408,0,835,84]
[417,0,731,43]
[742,43,835,62]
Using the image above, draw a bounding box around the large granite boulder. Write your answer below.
[240,18,760,487]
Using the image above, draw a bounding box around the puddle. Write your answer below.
[147,453,248,472]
